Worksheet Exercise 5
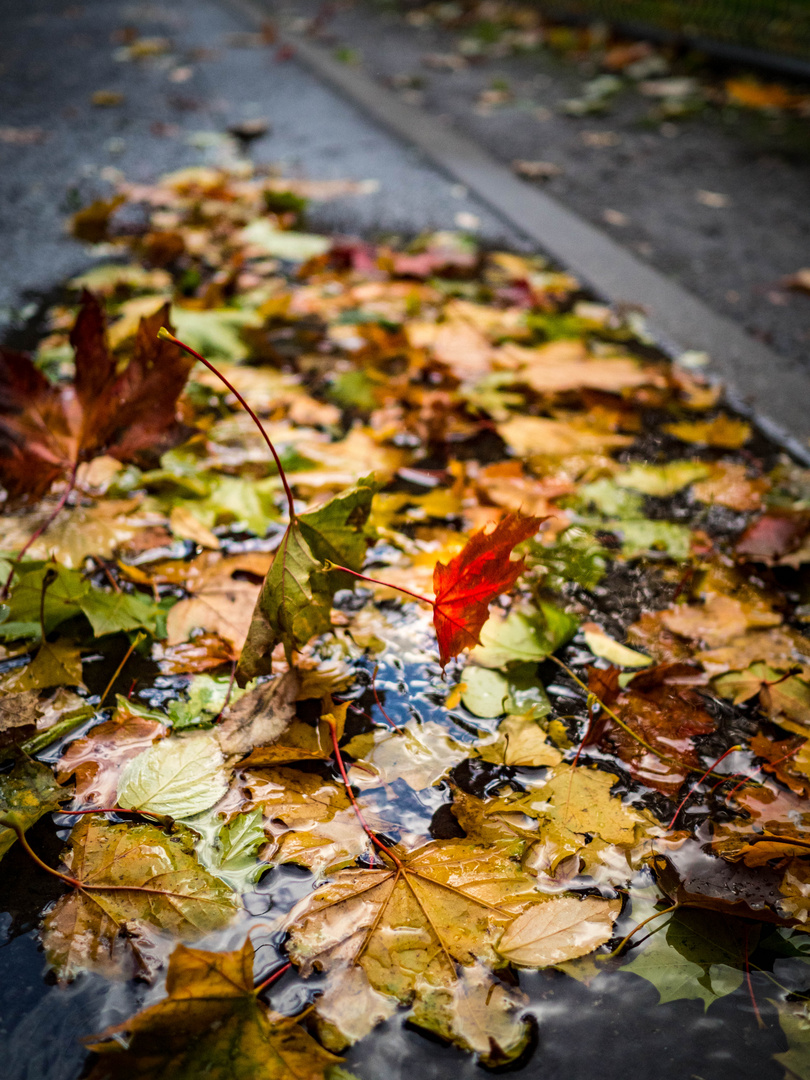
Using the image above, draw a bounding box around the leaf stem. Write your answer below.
[602,902,679,960]
[98,632,145,709]
[324,562,434,607]
[0,814,81,888]
[667,744,743,829]
[325,715,402,869]
[253,960,292,996]
[0,460,79,601]
[157,328,297,521]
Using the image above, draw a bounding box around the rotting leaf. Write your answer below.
[86,938,340,1080]
[217,670,300,756]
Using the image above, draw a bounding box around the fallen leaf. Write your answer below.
[582,623,652,668]
[692,462,768,512]
[497,895,621,966]
[432,512,542,665]
[615,461,710,497]
[56,699,166,806]
[217,670,300,756]
[0,292,194,501]
[2,637,83,691]
[0,758,68,861]
[86,938,340,1079]
[238,479,376,680]
[42,816,237,980]
[117,731,230,818]
[662,415,751,449]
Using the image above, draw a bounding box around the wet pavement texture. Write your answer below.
[0,0,525,334]
[270,0,810,372]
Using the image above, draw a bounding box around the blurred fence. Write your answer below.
[537,1,810,70]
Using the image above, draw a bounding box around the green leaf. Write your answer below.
[1,563,88,639]
[615,461,710,497]
[582,625,652,669]
[238,479,376,681]
[240,220,331,261]
[0,758,68,861]
[168,674,249,731]
[79,588,159,637]
[526,527,608,592]
[578,478,644,518]
[461,663,550,720]
[176,475,281,537]
[471,602,578,670]
[193,808,267,891]
[117,731,230,818]
[3,638,83,691]
[622,909,745,1009]
[607,519,692,561]
[171,305,262,361]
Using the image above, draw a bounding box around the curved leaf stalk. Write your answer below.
[325,715,403,870]
[252,960,292,996]
[322,562,435,608]
[157,328,297,521]
[601,902,679,960]
[0,460,79,602]
[0,813,81,888]
[667,744,743,828]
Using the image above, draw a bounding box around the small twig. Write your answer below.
[98,632,146,709]
[212,659,238,724]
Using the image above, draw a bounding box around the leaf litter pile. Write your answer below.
[4,165,810,1078]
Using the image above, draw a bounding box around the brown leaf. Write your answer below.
[86,938,340,1080]
[217,670,300,756]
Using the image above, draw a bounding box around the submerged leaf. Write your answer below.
[0,758,68,861]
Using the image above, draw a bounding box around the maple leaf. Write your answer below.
[286,838,540,1004]
[86,938,341,1080]
[432,512,542,666]
[587,665,716,796]
[238,479,376,682]
[0,291,194,502]
[42,816,237,981]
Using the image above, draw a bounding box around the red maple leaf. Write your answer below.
[0,291,194,502]
[432,511,542,666]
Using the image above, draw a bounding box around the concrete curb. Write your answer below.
[227,0,810,463]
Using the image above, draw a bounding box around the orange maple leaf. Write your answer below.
[432,511,542,666]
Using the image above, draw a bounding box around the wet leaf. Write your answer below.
[615,461,710,497]
[461,663,551,720]
[622,908,745,1009]
[238,479,376,681]
[662,415,751,449]
[497,895,621,966]
[56,699,166,806]
[432,512,541,665]
[166,552,272,653]
[0,293,194,501]
[117,731,230,818]
[87,938,340,1079]
[407,964,531,1065]
[3,637,83,691]
[471,602,578,669]
[217,670,299,756]
[286,839,541,1004]
[0,757,68,861]
[42,817,237,980]
[582,623,652,668]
